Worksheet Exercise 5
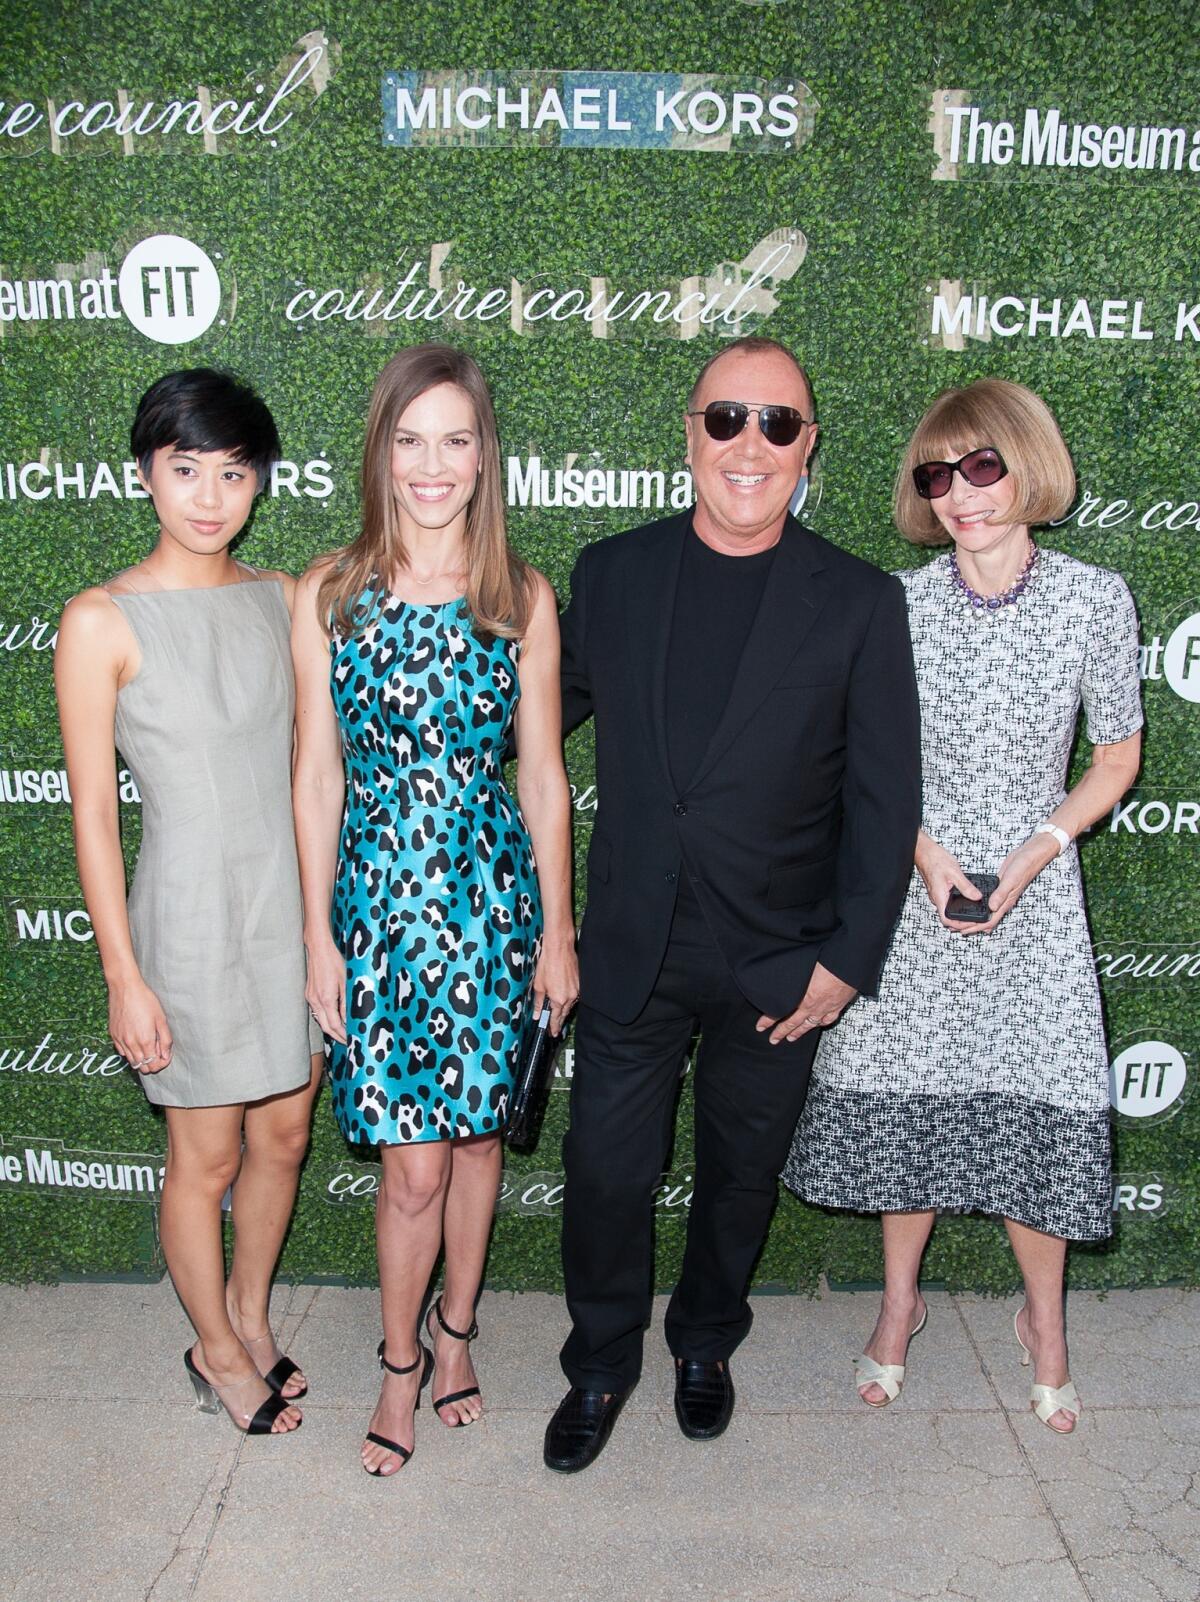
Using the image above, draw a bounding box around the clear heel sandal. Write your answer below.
[240,1330,308,1399]
[184,1347,299,1435]
[185,1350,221,1414]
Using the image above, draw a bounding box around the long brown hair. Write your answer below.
[318,343,534,639]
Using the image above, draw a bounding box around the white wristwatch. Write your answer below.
[1034,822,1072,855]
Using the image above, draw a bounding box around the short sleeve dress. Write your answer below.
[784,549,1142,1241]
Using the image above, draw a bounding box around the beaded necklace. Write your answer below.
[947,540,1039,623]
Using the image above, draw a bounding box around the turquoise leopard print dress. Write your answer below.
[327,591,542,1145]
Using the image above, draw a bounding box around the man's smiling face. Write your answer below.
[685,346,817,551]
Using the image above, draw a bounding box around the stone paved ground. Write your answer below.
[1,1281,1195,1602]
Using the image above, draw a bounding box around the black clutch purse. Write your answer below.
[505,1001,562,1151]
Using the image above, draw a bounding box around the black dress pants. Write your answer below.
[560,875,819,1392]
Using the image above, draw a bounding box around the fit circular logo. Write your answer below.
[1108,1039,1188,1119]
[117,234,222,345]
[1163,611,1200,703]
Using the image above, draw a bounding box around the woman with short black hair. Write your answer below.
[56,368,323,1435]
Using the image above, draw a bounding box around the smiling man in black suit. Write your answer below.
[543,336,921,1472]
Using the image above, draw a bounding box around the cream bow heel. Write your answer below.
[1014,1307,1081,1432]
[854,1304,927,1407]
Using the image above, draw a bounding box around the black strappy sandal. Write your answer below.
[425,1295,482,1425]
[362,1339,433,1477]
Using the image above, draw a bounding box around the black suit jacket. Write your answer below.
[560,510,921,1024]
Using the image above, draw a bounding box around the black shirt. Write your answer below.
[666,532,778,790]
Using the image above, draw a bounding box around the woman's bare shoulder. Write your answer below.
[524,565,560,620]
[60,584,126,632]
[252,567,298,612]
[56,585,138,677]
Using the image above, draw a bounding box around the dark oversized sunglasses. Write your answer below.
[912,446,1008,500]
[687,400,810,448]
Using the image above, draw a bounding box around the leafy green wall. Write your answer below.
[0,0,1195,1291]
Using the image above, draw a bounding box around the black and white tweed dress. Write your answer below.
[784,548,1142,1241]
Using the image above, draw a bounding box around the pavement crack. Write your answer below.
[142,1547,181,1602]
[950,1294,1098,1602]
[282,1284,322,1351]
[178,1440,245,1599]
[142,1449,231,1602]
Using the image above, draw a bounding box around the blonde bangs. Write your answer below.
[895,378,1076,546]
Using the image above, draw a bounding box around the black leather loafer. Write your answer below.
[674,1359,734,1440]
[543,1386,627,1473]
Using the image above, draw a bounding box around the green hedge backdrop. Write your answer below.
[0,0,1195,1292]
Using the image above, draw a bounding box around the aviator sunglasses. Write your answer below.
[687,400,810,448]
[912,446,1009,500]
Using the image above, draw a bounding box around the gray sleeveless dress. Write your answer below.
[112,579,321,1108]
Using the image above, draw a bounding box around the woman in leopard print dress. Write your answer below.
[293,345,577,1475]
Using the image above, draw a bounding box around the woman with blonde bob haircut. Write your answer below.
[787,377,1143,1435]
[293,343,577,1475]
[893,378,1078,545]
